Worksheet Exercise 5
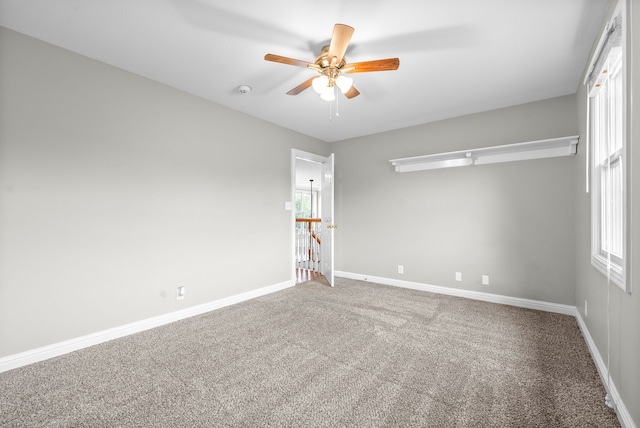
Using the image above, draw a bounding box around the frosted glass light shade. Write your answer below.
[312,76,329,94]
[320,86,335,101]
[335,75,353,93]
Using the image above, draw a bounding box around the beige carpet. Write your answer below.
[0,277,620,427]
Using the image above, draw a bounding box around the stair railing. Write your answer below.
[295,218,322,271]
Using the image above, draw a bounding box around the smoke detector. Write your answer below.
[238,85,252,95]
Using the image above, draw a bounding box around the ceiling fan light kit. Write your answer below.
[320,88,336,102]
[312,75,329,93]
[335,75,353,93]
[264,23,400,106]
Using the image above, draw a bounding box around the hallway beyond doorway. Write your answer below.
[295,269,324,284]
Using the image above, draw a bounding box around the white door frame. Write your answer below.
[320,153,335,286]
[291,149,334,284]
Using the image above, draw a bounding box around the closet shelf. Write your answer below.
[389,135,579,173]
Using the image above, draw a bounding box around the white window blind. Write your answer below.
[585,0,631,292]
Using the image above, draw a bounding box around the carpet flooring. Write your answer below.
[0,277,620,427]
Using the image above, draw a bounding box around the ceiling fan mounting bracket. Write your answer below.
[310,45,347,81]
[314,45,347,69]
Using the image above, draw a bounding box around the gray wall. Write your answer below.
[332,95,578,305]
[0,27,327,357]
[573,0,640,423]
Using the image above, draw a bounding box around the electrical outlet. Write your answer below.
[397,265,404,274]
[482,275,489,285]
[176,286,185,301]
[455,272,462,282]
[585,300,588,317]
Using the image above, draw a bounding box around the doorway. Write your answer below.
[291,149,335,286]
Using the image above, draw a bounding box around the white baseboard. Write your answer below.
[576,312,636,428]
[335,271,634,428]
[0,280,294,373]
[335,271,576,315]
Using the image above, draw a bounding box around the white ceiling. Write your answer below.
[296,159,323,190]
[0,0,609,143]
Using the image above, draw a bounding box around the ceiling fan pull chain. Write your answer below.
[336,87,340,117]
[329,94,333,121]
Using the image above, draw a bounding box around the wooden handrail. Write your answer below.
[296,218,322,244]
[296,218,321,223]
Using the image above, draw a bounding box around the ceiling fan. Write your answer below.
[264,24,400,101]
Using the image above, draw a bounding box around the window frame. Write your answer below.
[295,189,320,219]
[587,0,632,293]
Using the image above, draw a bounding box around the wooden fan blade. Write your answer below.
[328,24,354,65]
[264,54,313,69]
[287,77,316,95]
[343,58,400,73]
[343,86,360,99]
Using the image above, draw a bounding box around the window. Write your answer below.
[586,0,631,292]
[295,190,320,218]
